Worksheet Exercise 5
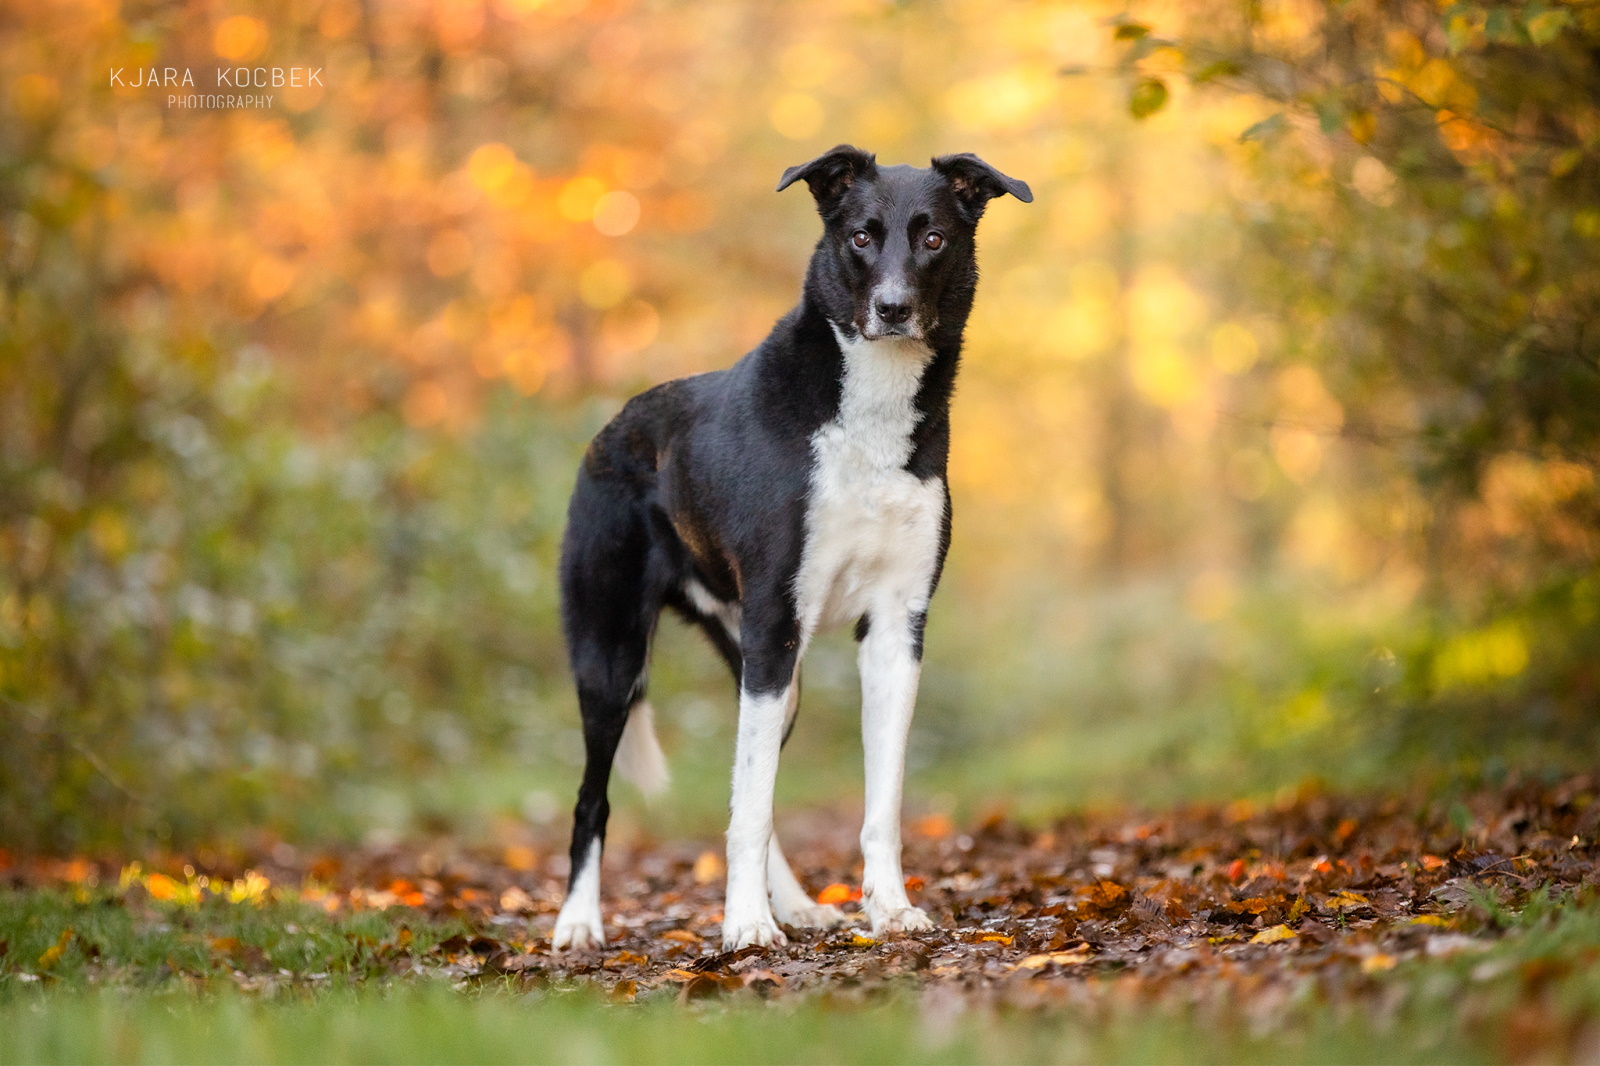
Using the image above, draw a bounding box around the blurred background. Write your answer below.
[2,0,1597,855]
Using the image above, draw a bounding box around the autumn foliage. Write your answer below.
[1,0,1599,853]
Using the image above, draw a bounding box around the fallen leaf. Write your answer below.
[740,968,785,987]
[659,929,701,943]
[692,851,724,885]
[904,876,925,893]
[1361,952,1398,973]
[1420,854,1448,871]
[912,813,955,838]
[1225,897,1275,915]
[37,929,73,968]
[1249,924,1297,945]
[1015,948,1092,971]
[1079,880,1129,917]
[680,972,742,1000]
[144,873,180,902]
[816,883,861,906]
[1226,859,1248,882]
[603,951,648,969]
[1328,890,1370,911]
[502,845,538,872]
[498,886,533,913]
[1409,914,1451,928]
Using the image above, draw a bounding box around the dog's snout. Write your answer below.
[874,298,912,325]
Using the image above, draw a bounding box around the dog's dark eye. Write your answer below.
[924,232,945,251]
[851,230,871,248]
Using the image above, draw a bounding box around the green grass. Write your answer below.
[0,985,1494,1066]
[7,885,1600,1063]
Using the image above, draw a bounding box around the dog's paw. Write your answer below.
[722,915,788,951]
[773,901,846,930]
[866,903,933,937]
[551,912,605,952]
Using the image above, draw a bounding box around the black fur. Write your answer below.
[557,146,1031,897]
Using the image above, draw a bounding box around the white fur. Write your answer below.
[768,834,845,928]
[551,840,604,950]
[794,329,945,637]
[722,684,794,949]
[684,577,741,648]
[796,326,942,937]
[614,700,669,797]
[723,328,945,950]
[857,616,933,935]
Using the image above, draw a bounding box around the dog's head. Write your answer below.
[778,145,1032,343]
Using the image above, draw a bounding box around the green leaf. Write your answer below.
[1444,13,1475,53]
[1316,99,1345,135]
[1550,148,1583,178]
[1193,59,1243,83]
[1239,113,1287,143]
[1484,6,1517,42]
[1525,9,1570,44]
[1114,22,1151,40]
[1128,77,1168,119]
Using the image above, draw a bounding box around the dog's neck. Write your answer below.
[764,290,964,480]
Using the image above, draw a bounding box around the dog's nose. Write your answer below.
[874,298,912,325]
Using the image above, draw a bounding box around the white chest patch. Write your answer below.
[794,329,946,637]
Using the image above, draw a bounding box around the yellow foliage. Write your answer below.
[1433,622,1530,691]
[770,93,825,140]
[1249,923,1297,944]
[213,16,268,62]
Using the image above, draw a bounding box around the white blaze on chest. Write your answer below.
[794,330,946,636]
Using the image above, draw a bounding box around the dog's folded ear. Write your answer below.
[777,145,878,206]
[931,153,1033,215]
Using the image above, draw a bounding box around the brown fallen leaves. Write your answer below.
[7,774,1600,1015]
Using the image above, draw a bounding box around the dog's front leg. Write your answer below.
[722,628,799,950]
[858,608,934,936]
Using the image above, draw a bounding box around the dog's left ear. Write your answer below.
[776,144,878,207]
[931,153,1034,215]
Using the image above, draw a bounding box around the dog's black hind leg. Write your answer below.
[551,467,669,951]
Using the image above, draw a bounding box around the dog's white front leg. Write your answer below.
[858,611,933,936]
[722,683,792,949]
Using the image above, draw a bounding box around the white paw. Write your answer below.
[722,915,788,951]
[773,901,846,930]
[866,903,933,937]
[551,911,605,951]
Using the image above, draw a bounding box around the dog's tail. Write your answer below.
[614,700,669,797]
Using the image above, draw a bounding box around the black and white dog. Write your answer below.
[551,145,1031,952]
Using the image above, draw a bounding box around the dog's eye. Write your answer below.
[851,231,871,248]
[924,232,945,251]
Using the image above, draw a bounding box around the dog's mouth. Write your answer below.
[858,319,924,341]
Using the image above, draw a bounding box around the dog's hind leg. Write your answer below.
[765,680,845,930]
[768,833,845,929]
[552,472,668,951]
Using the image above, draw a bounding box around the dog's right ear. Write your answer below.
[776,145,877,207]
